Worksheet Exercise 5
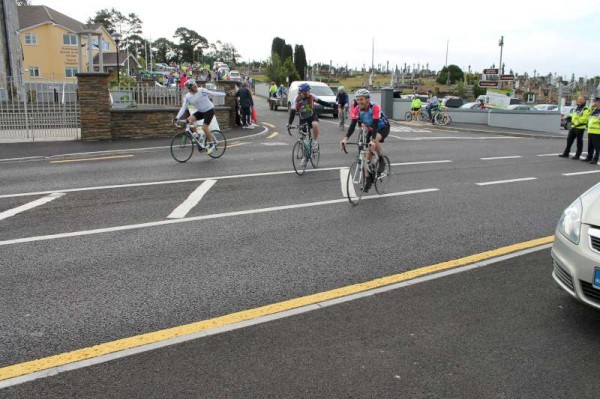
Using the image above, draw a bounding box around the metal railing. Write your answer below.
[109,82,226,109]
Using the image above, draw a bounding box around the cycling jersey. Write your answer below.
[346,101,390,139]
[288,93,331,124]
[176,88,226,119]
[336,92,349,106]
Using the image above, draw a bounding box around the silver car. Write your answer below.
[552,182,600,309]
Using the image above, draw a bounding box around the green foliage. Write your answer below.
[87,8,141,38]
[472,80,487,98]
[454,80,467,98]
[152,38,177,64]
[283,57,300,83]
[436,65,465,85]
[173,27,208,63]
[271,38,286,61]
[207,41,241,66]
[17,0,31,5]
[294,45,307,80]
[282,44,293,64]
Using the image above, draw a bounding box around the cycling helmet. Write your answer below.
[299,83,311,92]
[338,86,345,92]
[184,79,197,90]
[354,88,370,97]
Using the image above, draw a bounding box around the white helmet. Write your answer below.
[338,86,345,92]
[354,88,370,98]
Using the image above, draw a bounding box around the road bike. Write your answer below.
[419,106,452,126]
[288,118,319,175]
[170,119,227,163]
[342,125,391,205]
[339,104,349,131]
[404,108,423,122]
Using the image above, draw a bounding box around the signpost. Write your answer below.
[500,74,514,81]
[479,81,500,87]
[483,68,499,75]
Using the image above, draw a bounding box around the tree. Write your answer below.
[437,65,465,85]
[266,53,284,85]
[173,27,208,63]
[271,37,286,61]
[283,57,300,84]
[208,41,241,66]
[282,44,293,64]
[153,38,177,64]
[454,80,467,98]
[294,45,307,80]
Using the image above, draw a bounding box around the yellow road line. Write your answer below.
[267,132,279,139]
[263,123,275,128]
[228,143,242,148]
[0,235,554,382]
[50,155,133,164]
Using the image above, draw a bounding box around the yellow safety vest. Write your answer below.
[570,105,590,129]
[588,108,600,135]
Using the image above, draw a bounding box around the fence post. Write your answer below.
[381,87,394,119]
[76,72,112,140]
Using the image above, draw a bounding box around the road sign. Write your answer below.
[479,81,499,87]
[500,74,514,81]
[483,68,499,75]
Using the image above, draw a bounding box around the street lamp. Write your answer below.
[112,32,122,85]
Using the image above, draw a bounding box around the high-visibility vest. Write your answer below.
[570,105,590,129]
[588,107,600,135]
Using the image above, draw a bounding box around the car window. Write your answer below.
[311,86,334,96]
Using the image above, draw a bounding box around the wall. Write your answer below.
[392,99,412,120]
[488,110,560,133]
[111,107,231,139]
[447,109,489,124]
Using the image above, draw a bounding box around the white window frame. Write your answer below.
[63,34,78,46]
[24,33,38,45]
[65,67,78,78]
[28,67,40,78]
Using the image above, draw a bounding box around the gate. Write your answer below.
[0,78,80,142]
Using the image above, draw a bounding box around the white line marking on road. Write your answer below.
[0,161,450,200]
[480,156,522,160]
[390,136,520,141]
[476,177,537,186]
[0,241,550,389]
[340,168,352,198]
[167,180,216,219]
[0,189,439,247]
[537,153,560,157]
[0,193,65,221]
[562,170,600,176]
[261,142,288,146]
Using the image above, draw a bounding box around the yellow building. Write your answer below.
[17,5,123,81]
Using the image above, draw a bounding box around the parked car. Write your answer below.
[561,106,574,130]
[534,104,558,111]
[507,104,534,111]
[442,96,464,108]
[552,182,600,310]
[288,81,338,118]
[460,102,483,110]
[228,70,242,82]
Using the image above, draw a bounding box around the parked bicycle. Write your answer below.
[170,119,227,162]
[342,125,391,205]
[288,118,319,175]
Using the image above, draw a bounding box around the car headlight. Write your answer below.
[558,198,582,245]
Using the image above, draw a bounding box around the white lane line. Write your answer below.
[476,177,537,186]
[0,193,65,221]
[538,152,588,157]
[339,168,355,198]
[167,180,216,219]
[261,142,288,146]
[480,156,522,160]
[562,170,600,176]
[0,189,439,247]
[390,136,520,141]
[0,161,451,200]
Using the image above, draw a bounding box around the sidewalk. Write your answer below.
[0,125,268,162]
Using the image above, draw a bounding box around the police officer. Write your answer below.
[584,96,600,164]
[559,96,590,160]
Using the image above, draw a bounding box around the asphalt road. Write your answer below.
[1,99,600,397]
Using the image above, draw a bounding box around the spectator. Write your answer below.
[179,73,188,89]
[236,81,255,129]
[269,81,277,98]
[277,84,287,97]
[559,96,591,160]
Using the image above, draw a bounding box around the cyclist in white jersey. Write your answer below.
[174,79,226,155]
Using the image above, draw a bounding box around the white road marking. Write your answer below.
[476,177,537,186]
[339,167,357,198]
[167,180,216,219]
[0,189,439,247]
[0,161,451,200]
[480,156,522,160]
[537,153,561,157]
[390,135,520,141]
[261,142,288,146]
[562,170,600,176]
[0,193,65,221]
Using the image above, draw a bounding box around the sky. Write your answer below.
[33,0,600,79]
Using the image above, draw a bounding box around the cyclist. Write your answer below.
[287,82,335,152]
[174,79,226,155]
[336,86,349,119]
[339,88,390,192]
[410,95,422,119]
[426,90,439,124]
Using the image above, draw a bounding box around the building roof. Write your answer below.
[18,5,94,32]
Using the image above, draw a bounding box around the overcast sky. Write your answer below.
[34,0,599,78]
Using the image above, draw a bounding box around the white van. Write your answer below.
[288,81,338,118]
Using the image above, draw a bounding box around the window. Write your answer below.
[28,67,40,78]
[92,38,110,51]
[24,33,37,45]
[63,34,77,46]
[65,67,78,78]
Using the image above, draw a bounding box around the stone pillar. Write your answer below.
[77,73,112,140]
[381,87,394,119]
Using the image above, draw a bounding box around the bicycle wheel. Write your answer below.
[310,142,319,168]
[404,111,413,122]
[346,160,366,205]
[292,140,307,175]
[374,155,392,195]
[207,130,227,158]
[417,111,429,122]
[339,109,346,130]
[170,132,194,163]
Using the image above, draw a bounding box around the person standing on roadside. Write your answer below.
[236,81,255,129]
[559,96,590,160]
[269,81,278,98]
[584,96,600,164]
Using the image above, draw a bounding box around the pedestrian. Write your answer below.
[179,73,188,89]
[236,81,255,129]
[583,98,598,162]
[559,96,591,160]
[584,96,600,164]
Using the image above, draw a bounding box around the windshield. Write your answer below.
[310,86,334,96]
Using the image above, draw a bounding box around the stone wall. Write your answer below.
[77,73,112,140]
[111,107,231,139]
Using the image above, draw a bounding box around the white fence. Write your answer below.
[109,82,225,109]
[0,78,80,142]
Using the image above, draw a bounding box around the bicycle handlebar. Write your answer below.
[287,125,296,136]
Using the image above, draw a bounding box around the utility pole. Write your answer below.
[445,39,450,85]
[499,36,504,75]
